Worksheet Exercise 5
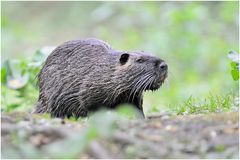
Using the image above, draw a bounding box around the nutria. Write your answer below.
[34,38,168,118]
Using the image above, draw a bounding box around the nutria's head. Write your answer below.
[114,51,168,101]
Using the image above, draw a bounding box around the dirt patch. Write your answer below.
[1,112,239,158]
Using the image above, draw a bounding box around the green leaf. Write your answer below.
[1,67,7,84]
[231,69,239,81]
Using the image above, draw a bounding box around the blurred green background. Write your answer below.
[1,1,239,114]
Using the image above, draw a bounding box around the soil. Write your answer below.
[1,111,239,159]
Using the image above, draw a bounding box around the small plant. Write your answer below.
[1,47,54,112]
[228,51,239,81]
[176,93,234,115]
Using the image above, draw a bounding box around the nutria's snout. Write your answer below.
[148,60,168,91]
[159,61,168,71]
[159,61,168,80]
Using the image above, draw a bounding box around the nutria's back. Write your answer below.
[34,38,168,118]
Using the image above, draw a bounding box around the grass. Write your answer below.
[174,93,236,115]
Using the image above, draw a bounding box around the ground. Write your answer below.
[1,111,239,159]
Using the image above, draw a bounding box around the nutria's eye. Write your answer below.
[136,58,146,63]
[119,53,129,65]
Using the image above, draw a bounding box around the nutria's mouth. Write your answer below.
[146,71,167,91]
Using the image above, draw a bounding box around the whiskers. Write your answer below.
[128,72,155,102]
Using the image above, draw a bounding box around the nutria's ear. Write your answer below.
[119,53,129,65]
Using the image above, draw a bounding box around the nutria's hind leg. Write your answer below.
[133,95,145,119]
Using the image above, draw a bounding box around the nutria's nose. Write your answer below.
[160,62,168,71]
